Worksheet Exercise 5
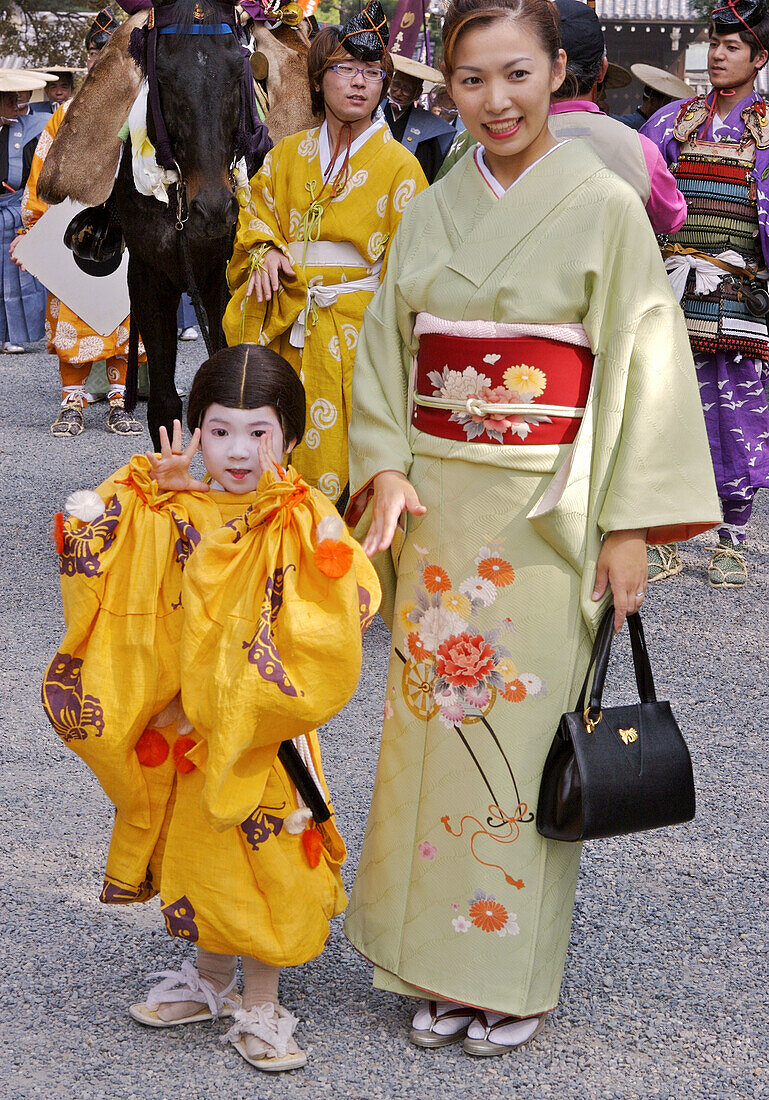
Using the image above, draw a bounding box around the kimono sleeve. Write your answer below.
[180,468,381,830]
[21,110,61,229]
[379,155,428,277]
[226,148,287,295]
[42,456,205,829]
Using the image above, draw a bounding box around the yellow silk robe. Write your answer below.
[42,457,380,963]
[343,141,720,1016]
[224,122,426,502]
[22,103,144,368]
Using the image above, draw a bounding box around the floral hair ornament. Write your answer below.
[339,0,389,62]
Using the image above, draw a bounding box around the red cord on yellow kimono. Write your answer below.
[42,457,380,963]
[22,102,146,415]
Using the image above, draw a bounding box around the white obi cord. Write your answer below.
[287,240,382,349]
[664,248,755,301]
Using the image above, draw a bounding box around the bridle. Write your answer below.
[126,1,269,409]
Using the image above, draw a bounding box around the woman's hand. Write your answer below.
[146,420,210,493]
[9,234,26,271]
[246,247,295,303]
[362,470,426,558]
[592,528,648,633]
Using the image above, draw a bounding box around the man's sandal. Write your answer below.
[647,542,683,582]
[128,961,240,1027]
[708,541,747,588]
[409,1000,475,1048]
[463,1010,546,1056]
[223,1004,308,1072]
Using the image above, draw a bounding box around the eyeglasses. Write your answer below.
[328,63,386,83]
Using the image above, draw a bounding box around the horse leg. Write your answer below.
[128,258,181,450]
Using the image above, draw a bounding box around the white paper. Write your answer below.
[15,198,130,337]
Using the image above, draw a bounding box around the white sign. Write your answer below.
[15,198,130,337]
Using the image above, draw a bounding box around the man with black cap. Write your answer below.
[641,0,769,588]
[12,7,145,438]
[548,0,686,235]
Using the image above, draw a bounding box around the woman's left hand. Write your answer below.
[592,528,648,633]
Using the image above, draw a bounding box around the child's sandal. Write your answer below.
[128,960,240,1027]
[223,1004,308,1072]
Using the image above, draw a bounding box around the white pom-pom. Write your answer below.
[65,490,105,522]
[316,514,345,544]
[284,808,313,835]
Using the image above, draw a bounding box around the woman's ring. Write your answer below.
[636,591,644,598]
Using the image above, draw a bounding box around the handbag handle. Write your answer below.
[575,607,658,732]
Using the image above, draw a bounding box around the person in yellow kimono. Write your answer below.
[12,9,144,439]
[224,1,427,506]
[42,345,380,1073]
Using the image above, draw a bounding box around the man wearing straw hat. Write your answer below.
[1,69,49,354]
[616,63,695,131]
[384,53,456,181]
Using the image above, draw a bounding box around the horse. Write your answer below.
[250,18,319,143]
[40,0,269,449]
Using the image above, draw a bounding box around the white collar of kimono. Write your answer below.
[474,140,568,198]
[319,117,385,180]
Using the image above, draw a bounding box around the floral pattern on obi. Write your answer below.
[240,808,285,851]
[161,895,199,941]
[242,564,301,697]
[171,512,200,569]
[428,359,550,443]
[59,494,122,577]
[42,652,105,743]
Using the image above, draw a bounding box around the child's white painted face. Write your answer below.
[200,403,286,494]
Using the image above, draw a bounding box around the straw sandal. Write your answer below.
[647,542,682,582]
[463,1010,546,1056]
[223,1004,307,1072]
[128,961,239,1028]
[708,541,747,588]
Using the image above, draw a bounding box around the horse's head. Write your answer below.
[151,0,243,235]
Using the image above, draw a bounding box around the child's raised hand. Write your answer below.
[256,428,282,481]
[146,421,210,493]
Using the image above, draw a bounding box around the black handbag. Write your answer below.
[536,606,696,842]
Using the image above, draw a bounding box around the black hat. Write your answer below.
[85,8,119,52]
[712,0,767,31]
[339,0,388,62]
[64,204,124,278]
[553,0,605,71]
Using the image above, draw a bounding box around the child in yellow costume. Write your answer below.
[42,345,380,1073]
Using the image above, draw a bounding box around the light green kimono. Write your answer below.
[343,141,720,1017]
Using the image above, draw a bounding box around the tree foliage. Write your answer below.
[1,0,105,67]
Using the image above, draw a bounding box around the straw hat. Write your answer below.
[603,62,632,89]
[0,70,50,93]
[631,64,694,100]
[390,52,443,85]
[31,66,87,76]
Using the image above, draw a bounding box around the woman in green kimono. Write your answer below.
[343,0,721,1058]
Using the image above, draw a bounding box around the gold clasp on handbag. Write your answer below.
[583,707,602,734]
[619,727,638,745]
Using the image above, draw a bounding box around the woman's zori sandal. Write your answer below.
[409,1000,475,1048]
[223,1003,308,1072]
[128,960,240,1028]
[463,1009,546,1056]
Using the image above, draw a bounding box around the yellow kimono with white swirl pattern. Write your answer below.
[224,122,427,502]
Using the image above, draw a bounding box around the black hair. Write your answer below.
[710,14,769,59]
[187,344,306,447]
[552,53,603,99]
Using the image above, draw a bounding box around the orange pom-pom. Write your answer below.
[135,727,169,767]
[314,538,353,578]
[302,826,323,868]
[172,735,196,774]
[52,512,65,555]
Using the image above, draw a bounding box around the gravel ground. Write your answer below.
[1,340,767,1100]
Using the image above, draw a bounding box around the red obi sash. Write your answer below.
[412,333,593,446]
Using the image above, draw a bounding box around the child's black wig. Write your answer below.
[187,344,306,448]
